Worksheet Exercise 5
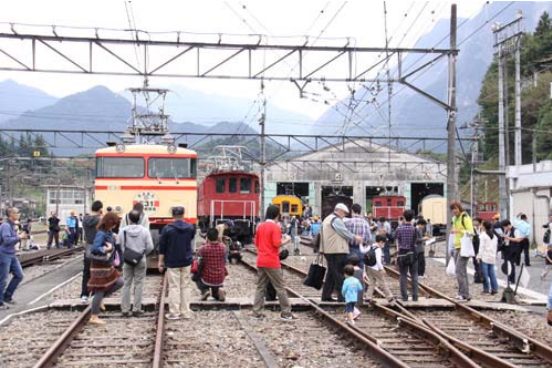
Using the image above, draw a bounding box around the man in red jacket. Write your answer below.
[252,205,294,320]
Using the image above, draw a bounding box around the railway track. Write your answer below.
[240,251,477,368]
[32,275,164,368]
[20,246,84,268]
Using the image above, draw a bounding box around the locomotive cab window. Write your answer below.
[397,201,404,207]
[216,178,225,193]
[282,201,290,213]
[291,204,299,213]
[255,180,260,193]
[229,177,237,193]
[240,178,251,194]
[148,158,197,179]
[374,201,381,207]
[96,157,144,178]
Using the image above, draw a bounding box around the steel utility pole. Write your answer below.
[447,3,458,216]
[259,81,267,220]
[493,12,523,219]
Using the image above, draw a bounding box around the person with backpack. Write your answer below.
[0,208,26,310]
[450,201,474,301]
[120,202,150,230]
[344,204,372,267]
[395,210,419,302]
[477,221,499,295]
[81,200,103,303]
[501,219,524,284]
[88,212,124,325]
[119,210,154,317]
[363,234,394,304]
[196,228,227,302]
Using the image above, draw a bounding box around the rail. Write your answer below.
[152,273,168,368]
[20,246,84,268]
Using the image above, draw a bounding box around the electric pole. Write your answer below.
[259,80,267,220]
[492,12,523,219]
[447,3,458,217]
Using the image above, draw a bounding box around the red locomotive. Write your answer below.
[372,195,406,222]
[197,171,260,242]
[475,201,498,222]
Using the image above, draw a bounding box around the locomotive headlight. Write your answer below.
[167,144,177,154]
[116,143,126,153]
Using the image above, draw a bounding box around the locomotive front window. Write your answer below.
[282,201,290,213]
[216,178,225,193]
[397,201,404,207]
[291,204,299,212]
[240,178,251,194]
[148,158,197,179]
[96,157,144,178]
[229,178,237,193]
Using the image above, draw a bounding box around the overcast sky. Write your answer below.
[0,0,485,121]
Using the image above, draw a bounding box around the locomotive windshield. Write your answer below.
[148,158,197,179]
[96,157,145,178]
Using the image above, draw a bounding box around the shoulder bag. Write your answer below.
[85,242,113,264]
[122,230,146,266]
[303,253,326,290]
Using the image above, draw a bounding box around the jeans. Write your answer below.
[398,252,418,301]
[0,253,24,304]
[454,250,470,298]
[383,243,391,264]
[68,228,76,248]
[167,266,192,317]
[481,262,498,293]
[47,230,60,249]
[417,251,425,277]
[321,253,348,301]
[521,239,531,265]
[349,246,364,267]
[253,267,291,316]
[196,279,223,300]
[81,256,91,298]
[121,258,147,313]
[91,277,123,315]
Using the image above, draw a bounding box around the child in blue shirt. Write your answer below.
[342,264,364,326]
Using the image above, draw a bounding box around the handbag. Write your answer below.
[460,233,475,257]
[191,257,203,282]
[113,251,121,267]
[122,231,145,266]
[303,254,326,290]
[85,243,113,264]
[446,256,456,276]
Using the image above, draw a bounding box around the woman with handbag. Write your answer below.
[87,212,124,325]
[450,201,474,301]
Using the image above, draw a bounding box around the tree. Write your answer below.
[535,11,551,38]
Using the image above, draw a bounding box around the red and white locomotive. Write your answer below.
[372,195,406,222]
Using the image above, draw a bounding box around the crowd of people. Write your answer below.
[0,199,551,327]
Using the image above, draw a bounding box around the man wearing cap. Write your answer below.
[158,206,195,320]
[320,203,362,302]
[0,208,26,309]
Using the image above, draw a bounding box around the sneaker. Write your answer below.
[200,290,210,301]
[252,312,265,319]
[181,312,194,320]
[412,297,418,302]
[165,313,181,320]
[0,303,9,310]
[346,319,356,326]
[121,311,131,317]
[491,290,498,295]
[4,299,16,305]
[352,307,361,320]
[133,310,144,317]
[80,296,88,304]
[89,316,106,325]
[217,289,226,302]
[280,313,297,321]
[100,303,106,312]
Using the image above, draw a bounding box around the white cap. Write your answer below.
[334,203,349,213]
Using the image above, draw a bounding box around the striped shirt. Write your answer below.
[344,215,372,246]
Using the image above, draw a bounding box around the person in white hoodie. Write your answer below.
[119,210,154,317]
[476,220,499,295]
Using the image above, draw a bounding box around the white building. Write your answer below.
[44,185,92,225]
[263,138,447,216]
[507,161,552,245]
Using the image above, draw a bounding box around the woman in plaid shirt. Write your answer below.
[196,228,228,301]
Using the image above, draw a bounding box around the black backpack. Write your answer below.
[364,245,378,267]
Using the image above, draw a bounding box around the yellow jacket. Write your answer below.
[452,212,473,249]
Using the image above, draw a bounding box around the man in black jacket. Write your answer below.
[47,212,61,249]
[81,200,103,302]
[158,206,195,320]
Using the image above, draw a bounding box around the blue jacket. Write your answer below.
[91,230,114,255]
[159,220,194,268]
[0,220,19,255]
[342,276,363,304]
[311,222,321,236]
[66,216,77,229]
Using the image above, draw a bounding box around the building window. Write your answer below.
[216,178,225,193]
